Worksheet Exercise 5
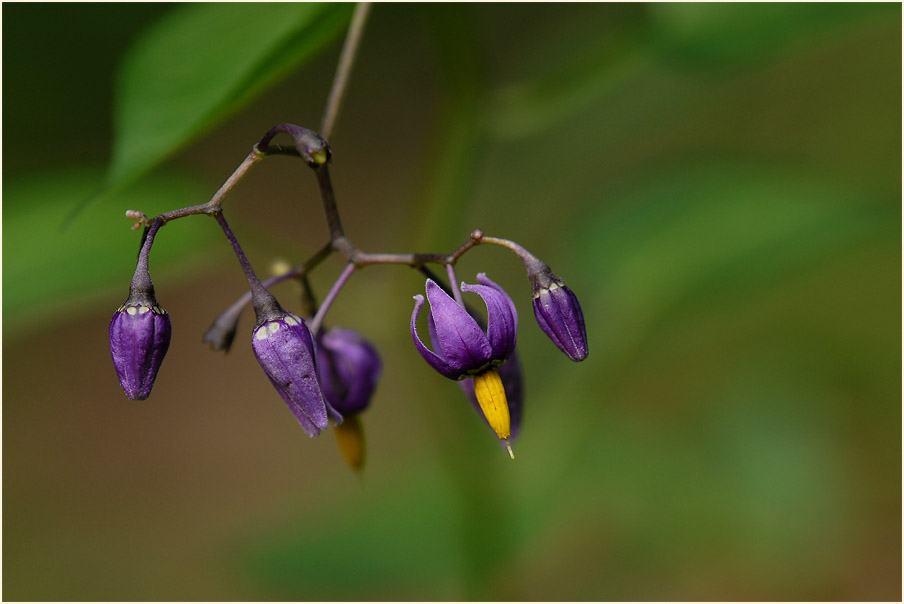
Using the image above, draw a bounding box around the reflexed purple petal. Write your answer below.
[476,273,518,331]
[425,280,491,372]
[461,276,517,362]
[533,282,588,361]
[410,294,461,379]
[317,327,381,415]
[252,314,331,437]
[109,303,172,400]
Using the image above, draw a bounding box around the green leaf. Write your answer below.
[3,167,216,338]
[105,3,352,194]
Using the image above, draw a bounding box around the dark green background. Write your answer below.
[3,3,901,600]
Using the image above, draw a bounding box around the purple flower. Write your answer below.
[411,274,517,380]
[252,311,341,437]
[411,274,518,453]
[109,299,172,400]
[532,271,588,361]
[316,327,381,416]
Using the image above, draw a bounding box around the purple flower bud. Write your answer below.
[411,274,517,380]
[109,298,172,400]
[111,219,171,400]
[316,327,381,416]
[531,269,588,362]
[252,310,341,437]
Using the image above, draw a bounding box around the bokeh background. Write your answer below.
[3,3,901,601]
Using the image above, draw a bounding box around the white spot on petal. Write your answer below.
[268,322,280,334]
[126,307,137,315]
[138,306,150,314]
[284,315,298,326]
[255,327,269,340]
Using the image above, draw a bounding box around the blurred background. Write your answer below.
[3,3,901,600]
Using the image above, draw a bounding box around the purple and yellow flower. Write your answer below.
[252,310,341,437]
[109,296,172,400]
[411,274,518,455]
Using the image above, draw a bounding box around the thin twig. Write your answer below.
[320,2,372,143]
[309,262,357,334]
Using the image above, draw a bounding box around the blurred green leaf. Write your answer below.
[105,3,352,194]
[3,167,216,337]
[239,468,461,600]
[486,30,651,141]
[580,162,895,362]
[648,3,894,67]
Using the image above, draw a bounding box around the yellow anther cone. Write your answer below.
[334,415,365,472]
[473,369,514,458]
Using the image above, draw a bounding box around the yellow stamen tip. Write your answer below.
[310,149,329,165]
[334,415,365,472]
[473,368,511,441]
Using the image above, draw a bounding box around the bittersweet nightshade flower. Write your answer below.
[412,274,518,454]
[411,276,516,379]
[252,308,341,437]
[530,267,588,362]
[109,296,172,401]
[316,327,381,416]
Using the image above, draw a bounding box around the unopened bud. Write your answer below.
[109,295,172,400]
[530,267,588,361]
[252,308,341,437]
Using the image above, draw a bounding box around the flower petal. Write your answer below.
[425,279,492,372]
[477,273,518,330]
[410,293,461,379]
[461,274,517,362]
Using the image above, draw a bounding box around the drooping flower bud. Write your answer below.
[251,306,341,437]
[110,219,171,400]
[530,265,588,362]
[109,296,172,400]
[316,327,381,416]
